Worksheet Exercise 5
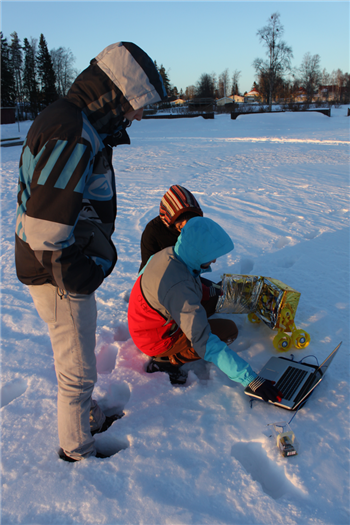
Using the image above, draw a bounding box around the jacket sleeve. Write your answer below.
[139,218,179,272]
[139,221,163,271]
[204,334,257,386]
[163,279,257,386]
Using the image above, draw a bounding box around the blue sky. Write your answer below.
[1,1,349,94]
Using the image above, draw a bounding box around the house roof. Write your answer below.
[246,87,260,96]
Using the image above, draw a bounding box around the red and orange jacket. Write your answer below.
[128,274,182,356]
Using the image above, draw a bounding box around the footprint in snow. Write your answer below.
[304,230,319,240]
[231,441,302,500]
[113,324,130,342]
[275,257,297,269]
[123,289,131,303]
[96,343,120,374]
[1,378,28,408]
[285,216,298,224]
[274,236,291,250]
[240,258,254,274]
[94,434,129,457]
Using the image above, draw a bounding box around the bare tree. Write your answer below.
[51,47,78,96]
[218,68,230,98]
[333,68,348,103]
[299,53,322,102]
[253,12,293,109]
[231,69,241,96]
[185,85,196,100]
[318,68,330,101]
[321,68,330,86]
[211,72,218,99]
[343,73,350,103]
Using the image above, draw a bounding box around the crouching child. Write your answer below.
[128,217,279,402]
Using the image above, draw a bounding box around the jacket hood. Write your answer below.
[174,217,234,276]
[159,185,203,227]
[66,42,167,138]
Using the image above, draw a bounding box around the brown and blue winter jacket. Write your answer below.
[15,42,167,294]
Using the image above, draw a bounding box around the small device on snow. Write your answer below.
[268,422,299,457]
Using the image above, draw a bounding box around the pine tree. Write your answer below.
[156,63,171,96]
[195,73,215,98]
[23,37,39,117]
[1,32,16,105]
[37,33,58,107]
[10,31,23,102]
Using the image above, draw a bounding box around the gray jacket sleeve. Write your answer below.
[161,277,211,358]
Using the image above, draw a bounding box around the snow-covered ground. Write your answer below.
[1,109,349,525]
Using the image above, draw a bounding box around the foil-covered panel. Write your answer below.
[216,274,301,330]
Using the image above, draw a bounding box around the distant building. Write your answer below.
[232,94,244,103]
[170,99,186,106]
[244,87,260,103]
[217,95,244,105]
[217,97,234,106]
[317,85,348,101]
[294,87,307,102]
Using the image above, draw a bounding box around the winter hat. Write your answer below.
[159,185,203,227]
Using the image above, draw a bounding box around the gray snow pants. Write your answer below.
[29,283,106,460]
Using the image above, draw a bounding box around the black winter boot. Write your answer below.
[91,412,124,436]
[146,357,188,385]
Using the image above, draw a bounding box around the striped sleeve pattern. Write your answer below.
[15,99,110,294]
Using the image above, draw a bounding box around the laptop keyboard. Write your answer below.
[276,367,308,400]
[293,373,317,405]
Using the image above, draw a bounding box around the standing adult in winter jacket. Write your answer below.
[128,217,281,402]
[15,42,167,462]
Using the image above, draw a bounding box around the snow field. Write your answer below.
[1,109,349,524]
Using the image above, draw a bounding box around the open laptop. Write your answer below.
[244,342,342,410]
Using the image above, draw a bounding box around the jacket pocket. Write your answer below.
[74,219,118,274]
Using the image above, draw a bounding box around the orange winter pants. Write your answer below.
[156,318,238,366]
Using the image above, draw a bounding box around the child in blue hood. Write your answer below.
[128,217,280,402]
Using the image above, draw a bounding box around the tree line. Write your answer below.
[1,31,78,118]
[2,16,349,119]
[251,12,349,107]
[185,13,349,106]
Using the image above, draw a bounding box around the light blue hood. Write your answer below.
[174,217,234,276]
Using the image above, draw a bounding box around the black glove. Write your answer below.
[202,283,223,301]
[248,376,282,403]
